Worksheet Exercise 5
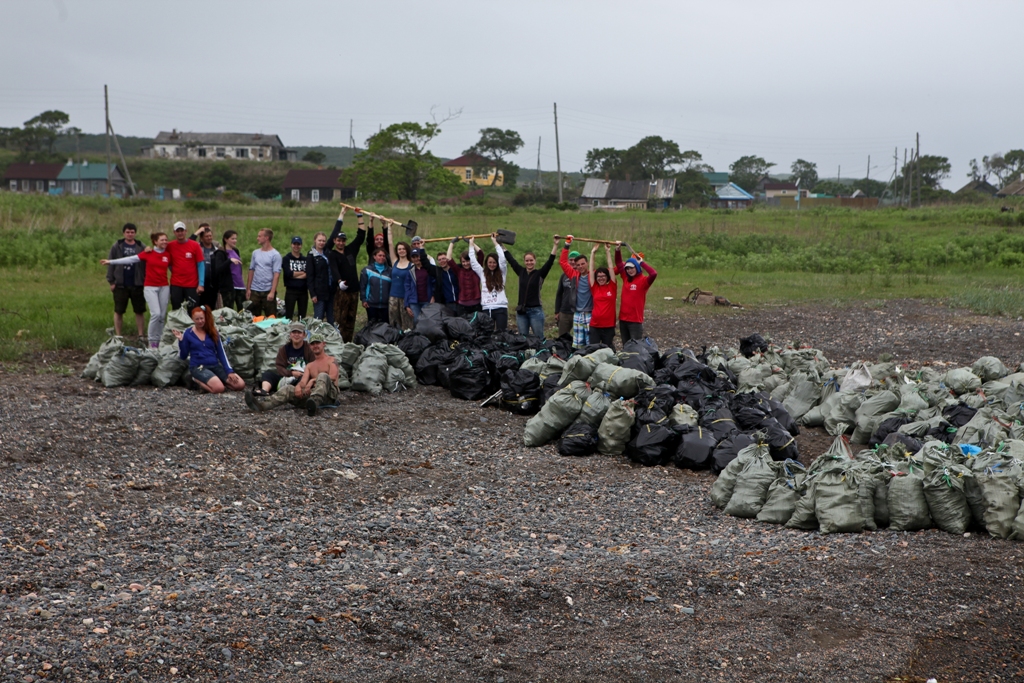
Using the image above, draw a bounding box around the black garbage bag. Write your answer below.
[618,338,657,376]
[443,317,476,342]
[925,419,958,444]
[711,432,756,474]
[558,421,599,457]
[768,398,800,437]
[671,356,714,383]
[882,431,924,454]
[739,333,769,358]
[658,347,695,371]
[627,423,680,466]
[491,331,534,353]
[868,414,915,448]
[396,332,432,366]
[676,378,714,411]
[500,368,541,415]
[732,404,772,431]
[942,403,977,429]
[634,385,677,425]
[653,368,675,385]
[354,321,402,347]
[672,425,719,470]
[465,310,494,338]
[540,374,566,406]
[701,402,739,442]
[413,303,450,342]
[763,419,799,461]
[494,353,523,375]
[540,337,572,361]
[572,343,610,357]
[414,341,459,386]
[448,349,493,401]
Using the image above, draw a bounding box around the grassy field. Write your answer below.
[2,192,1024,359]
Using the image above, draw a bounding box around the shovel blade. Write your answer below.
[403,219,418,237]
[495,229,516,246]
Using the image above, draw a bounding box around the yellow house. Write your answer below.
[443,153,504,186]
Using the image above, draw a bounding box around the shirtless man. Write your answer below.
[244,333,340,416]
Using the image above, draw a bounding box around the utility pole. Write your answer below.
[536,136,542,190]
[104,84,112,196]
[349,119,354,149]
[837,165,840,181]
[915,132,920,207]
[109,119,137,197]
[75,128,81,195]
[553,103,563,204]
[901,149,908,206]
[866,155,870,180]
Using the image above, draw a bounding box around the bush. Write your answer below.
[221,190,254,205]
[118,197,151,208]
[183,199,219,211]
[281,199,300,208]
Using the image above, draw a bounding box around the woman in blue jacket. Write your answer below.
[172,305,245,394]
[359,247,392,324]
[403,248,436,324]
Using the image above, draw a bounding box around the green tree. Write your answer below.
[618,136,683,179]
[678,150,713,172]
[465,128,524,187]
[900,155,951,190]
[811,180,848,196]
[729,155,774,193]
[851,178,887,198]
[302,150,327,165]
[790,159,818,190]
[584,147,623,176]
[23,110,70,156]
[674,168,714,207]
[342,121,463,200]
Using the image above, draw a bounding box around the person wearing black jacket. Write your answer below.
[281,236,309,319]
[505,237,559,337]
[327,206,366,342]
[433,250,460,314]
[305,231,332,322]
[106,223,147,337]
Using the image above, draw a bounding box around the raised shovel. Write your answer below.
[338,202,418,237]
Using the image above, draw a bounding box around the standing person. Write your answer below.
[365,216,391,266]
[614,243,658,344]
[255,321,315,395]
[404,249,436,323]
[447,237,485,316]
[327,206,366,341]
[468,234,509,332]
[192,223,220,310]
[553,250,580,339]
[306,232,332,322]
[359,248,392,324]
[171,305,245,394]
[101,231,171,348]
[409,236,436,265]
[106,222,147,338]
[212,230,246,311]
[244,333,339,416]
[433,250,460,314]
[588,243,618,349]
[282,236,309,320]
[505,236,558,337]
[386,223,414,330]
[166,221,205,311]
[246,228,282,318]
[559,237,593,349]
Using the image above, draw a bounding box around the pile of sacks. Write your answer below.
[81,306,416,395]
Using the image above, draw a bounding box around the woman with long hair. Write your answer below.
[101,230,171,348]
[386,222,415,330]
[588,243,618,349]
[171,305,245,394]
[468,234,509,331]
[210,230,246,311]
[504,236,559,337]
[306,231,332,321]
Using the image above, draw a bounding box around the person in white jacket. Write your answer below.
[468,234,509,332]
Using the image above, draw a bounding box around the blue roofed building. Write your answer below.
[709,182,754,209]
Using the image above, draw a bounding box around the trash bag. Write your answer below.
[376,343,417,389]
[757,460,806,525]
[972,356,1009,382]
[672,425,719,470]
[824,392,864,435]
[159,306,194,347]
[976,464,1021,539]
[739,333,768,358]
[448,349,493,401]
[101,347,143,388]
[354,321,402,347]
[252,324,292,374]
[559,354,598,384]
[384,365,408,393]
[351,348,390,395]
[922,465,974,535]
[541,355,567,380]
[415,342,459,386]
[668,403,699,429]
[701,403,739,442]
[597,399,636,456]
[814,465,867,534]
[633,385,677,426]
[221,329,256,381]
[887,464,933,531]
[851,390,900,443]
[762,419,799,461]
[869,414,915,448]
[520,356,547,375]
[724,448,779,518]
[711,432,756,474]
[944,367,982,395]
[769,398,800,437]
[590,363,655,399]
[132,349,160,386]
[413,303,450,342]
[617,339,656,376]
[396,332,432,366]
[524,381,590,447]
[494,353,522,375]
[335,362,351,391]
[558,421,599,457]
[624,423,676,466]
[151,345,189,388]
[541,374,567,406]
[465,310,494,338]
[82,335,124,380]
[579,390,612,426]
[785,479,820,531]
[710,442,764,509]
[500,369,541,415]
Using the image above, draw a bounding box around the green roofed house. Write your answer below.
[702,172,731,189]
[56,160,129,197]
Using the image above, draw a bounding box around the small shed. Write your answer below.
[996,178,1024,198]
[3,161,64,194]
[281,169,355,203]
[709,182,754,209]
[56,160,128,197]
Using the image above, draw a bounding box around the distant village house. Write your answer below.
[3,161,64,194]
[578,178,676,210]
[57,160,128,197]
[443,153,503,186]
[281,169,355,203]
[141,131,297,162]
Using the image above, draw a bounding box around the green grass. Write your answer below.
[3,192,1024,358]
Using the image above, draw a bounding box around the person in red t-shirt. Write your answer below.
[614,243,658,344]
[165,221,206,310]
[101,231,172,348]
[588,243,618,349]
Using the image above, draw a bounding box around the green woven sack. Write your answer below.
[922,465,973,535]
[888,464,933,531]
[590,363,654,399]
[851,390,900,443]
[351,348,389,395]
[972,356,1009,382]
[525,381,590,447]
[976,465,1021,539]
[220,329,256,381]
[377,343,416,388]
[579,390,612,427]
[596,398,636,455]
[100,346,143,388]
[668,403,699,428]
[757,460,806,525]
[132,349,160,387]
[710,442,764,509]
[520,356,546,375]
[724,451,779,518]
[82,335,124,381]
[815,466,866,534]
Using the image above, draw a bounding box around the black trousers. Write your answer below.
[590,325,616,349]
[487,307,509,332]
[285,287,308,320]
[619,320,644,344]
[169,286,198,311]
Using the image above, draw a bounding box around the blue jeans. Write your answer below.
[409,302,426,324]
[516,306,545,337]
[313,291,334,324]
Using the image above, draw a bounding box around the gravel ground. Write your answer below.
[3,299,1024,683]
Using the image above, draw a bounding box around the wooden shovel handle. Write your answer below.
[339,202,397,225]
[554,235,620,245]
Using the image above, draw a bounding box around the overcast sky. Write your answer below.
[3,0,1021,188]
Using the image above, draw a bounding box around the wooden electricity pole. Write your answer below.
[915,132,921,207]
[554,103,563,204]
[536,136,541,190]
[104,84,112,196]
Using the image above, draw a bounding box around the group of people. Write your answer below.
[97,209,658,405]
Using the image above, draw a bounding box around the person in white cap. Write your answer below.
[166,221,205,310]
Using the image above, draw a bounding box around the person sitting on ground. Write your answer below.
[559,236,593,349]
[172,305,245,394]
[192,223,220,310]
[306,231,332,322]
[588,243,618,349]
[386,224,415,330]
[255,321,315,396]
[614,243,658,344]
[106,222,147,339]
[359,247,392,324]
[327,207,367,342]
[505,236,558,337]
[553,250,580,339]
[245,333,339,416]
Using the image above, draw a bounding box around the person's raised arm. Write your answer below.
[640,258,657,286]
[494,236,508,276]
[468,238,485,278]
[613,242,625,275]
[446,235,459,262]
[387,220,398,265]
[326,206,345,250]
[589,244,598,286]
[538,236,558,278]
[365,214,376,259]
[503,248,522,277]
[558,235,576,278]
[101,254,141,267]
[605,244,615,283]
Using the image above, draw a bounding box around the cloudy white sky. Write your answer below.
[3,0,1020,188]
